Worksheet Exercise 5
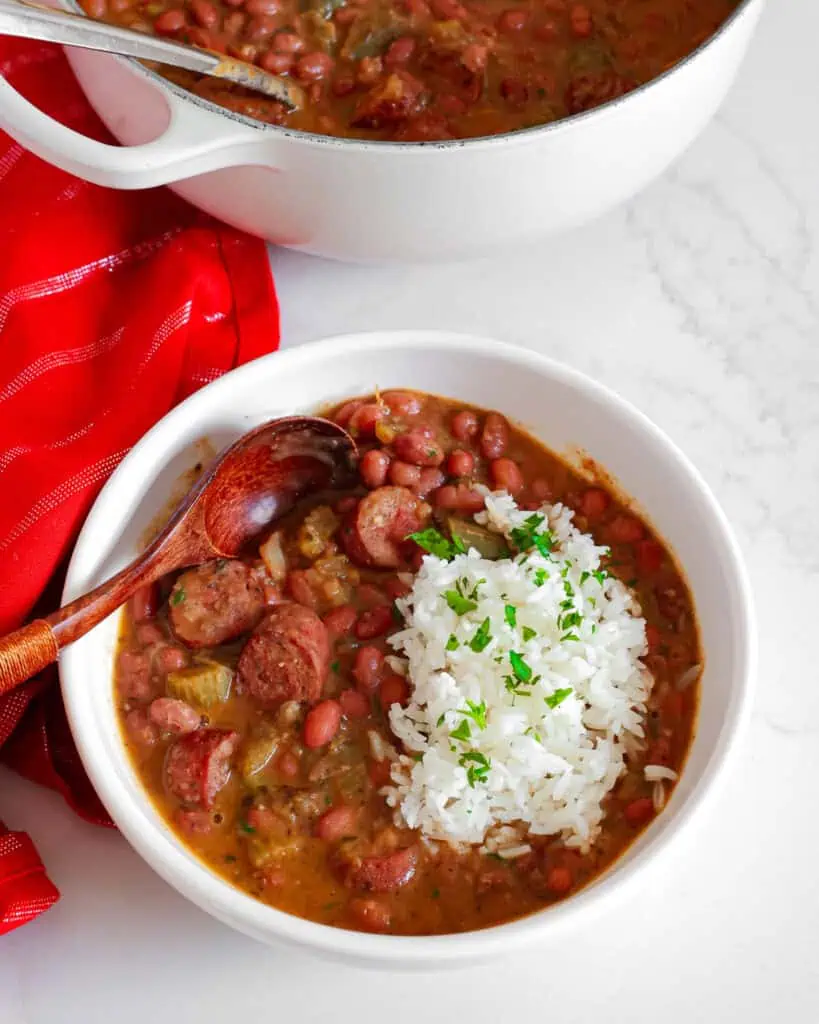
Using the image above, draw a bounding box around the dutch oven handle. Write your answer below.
[0,65,268,190]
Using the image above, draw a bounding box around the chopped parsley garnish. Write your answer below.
[469,617,492,653]
[411,752,424,762]
[431,887,441,899]
[580,570,590,585]
[559,610,583,632]
[459,751,491,787]
[444,576,484,615]
[545,687,573,709]
[504,604,517,628]
[533,568,548,587]
[330,660,340,674]
[450,719,471,743]
[522,626,537,642]
[239,821,256,834]
[561,632,580,642]
[593,570,608,585]
[436,713,446,727]
[509,651,533,683]
[224,854,237,863]
[446,634,460,651]
[510,513,554,557]
[459,700,488,731]
[170,587,185,606]
[408,527,464,561]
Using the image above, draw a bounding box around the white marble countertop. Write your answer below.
[2,0,818,1020]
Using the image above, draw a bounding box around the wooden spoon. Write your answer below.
[0,416,357,696]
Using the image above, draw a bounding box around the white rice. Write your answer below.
[385,491,654,853]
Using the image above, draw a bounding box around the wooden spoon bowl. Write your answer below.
[0,416,357,695]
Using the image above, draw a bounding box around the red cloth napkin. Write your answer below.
[0,38,281,935]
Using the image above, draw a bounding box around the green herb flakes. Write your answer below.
[459,700,488,731]
[408,528,464,561]
[170,587,185,606]
[509,651,533,683]
[459,751,491,787]
[446,634,460,651]
[330,660,340,674]
[545,687,573,709]
[469,617,492,653]
[450,719,471,743]
[522,626,537,642]
[504,604,517,628]
[445,589,477,615]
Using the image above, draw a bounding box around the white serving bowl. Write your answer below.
[0,1,763,262]
[60,331,754,967]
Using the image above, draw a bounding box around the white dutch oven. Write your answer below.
[0,0,763,262]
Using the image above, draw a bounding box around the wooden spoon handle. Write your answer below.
[0,620,59,696]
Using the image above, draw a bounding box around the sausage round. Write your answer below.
[169,559,265,648]
[164,728,239,808]
[237,602,330,708]
[340,486,426,568]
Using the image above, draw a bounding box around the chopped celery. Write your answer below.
[447,517,509,560]
[166,660,232,708]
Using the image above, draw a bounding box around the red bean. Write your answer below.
[272,30,304,52]
[451,409,479,442]
[349,897,391,932]
[335,495,358,515]
[480,412,509,459]
[156,645,188,673]
[447,449,474,477]
[323,604,358,639]
[248,15,277,38]
[287,569,318,609]
[609,516,644,545]
[304,699,342,748]
[580,487,609,519]
[355,605,394,640]
[295,51,334,82]
[501,77,528,105]
[498,8,528,31]
[117,650,152,702]
[278,750,300,778]
[624,797,655,827]
[394,429,444,467]
[384,577,411,600]
[368,758,391,787]
[389,460,421,488]
[637,539,663,574]
[129,584,158,623]
[84,0,106,16]
[353,646,383,692]
[348,401,384,437]
[261,51,293,73]
[223,10,245,32]
[357,583,389,608]
[570,2,592,37]
[490,457,524,495]
[136,622,164,646]
[149,697,201,735]
[339,688,370,719]
[154,9,186,34]
[360,449,391,489]
[535,19,558,40]
[379,673,409,710]
[431,0,466,17]
[333,399,363,427]
[332,73,356,97]
[432,484,485,513]
[245,0,280,12]
[357,56,383,85]
[545,865,573,895]
[124,708,158,747]
[645,624,662,653]
[316,805,358,841]
[187,26,215,47]
[461,42,488,72]
[530,477,551,502]
[191,0,219,27]
[384,36,416,67]
[416,467,445,498]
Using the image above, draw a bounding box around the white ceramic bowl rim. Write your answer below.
[63,0,757,150]
[60,332,756,964]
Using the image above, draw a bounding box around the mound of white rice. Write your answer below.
[385,490,654,854]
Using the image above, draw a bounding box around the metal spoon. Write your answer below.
[0,416,357,693]
[0,0,304,109]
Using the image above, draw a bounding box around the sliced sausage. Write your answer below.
[164,728,239,808]
[117,650,153,702]
[340,486,427,568]
[169,559,265,648]
[149,697,201,735]
[236,603,330,708]
[343,847,418,893]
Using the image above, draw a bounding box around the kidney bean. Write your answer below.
[229,41,258,61]
[287,569,318,609]
[118,650,152,702]
[353,646,383,692]
[384,36,416,68]
[535,19,558,40]
[84,0,106,16]
[579,487,609,519]
[347,401,384,437]
[323,604,358,639]
[447,449,474,477]
[136,622,164,647]
[569,2,592,37]
[356,56,383,86]
[154,9,187,34]
[277,749,300,778]
[295,51,335,82]
[223,10,246,33]
[246,0,281,12]
[394,429,444,467]
[379,673,409,711]
[332,73,356,96]
[498,8,528,31]
[490,457,524,495]
[451,409,479,442]
[248,15,277,38]
[335,495,358,515]
[529,477,551,502]
[432,484,485,513]
[480,412,509,459]
[187,26,216,47]
[149,697,201,735]
[271,30,303,52]
[624,797,655,827]
[645,624,662,653]
[545,865,573,895]
[357,583,389,609]
[384,577,411,600]
[156,645,188,673]
[109,0,133,11]
[431,0,466,18]
[368,758,392,788]
[304,699,342,748]
[125,708,159,746]
[316,805,358,841]
[501,77,528,105]
[461,42,489,73]
[339,688,370,719]
[416,467,445,498]
[609,515,644,545]
[129,584,158,623]
[349,897,391,932]
[360,448,391,489]
[191,0,219,28]
[637,539,663,574]
[389,460,422,488]
[333,399,363,426]
[355,605,393,640]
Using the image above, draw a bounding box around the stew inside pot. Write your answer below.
[114,390,701,936]
[81,0,741,141]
